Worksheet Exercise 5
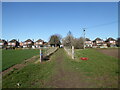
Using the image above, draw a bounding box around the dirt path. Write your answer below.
[1,55,39,76]
[96,48,119,59]
[45,49,94,88]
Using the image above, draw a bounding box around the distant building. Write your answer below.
[85,38,93,48]
[93,38,104,47]
[34,39,44,48]
[8,39,19,48]
[43,42,49,47]
[0,39,8,48]
[20,42,24,48]
[23,39,34,48]
[105,37,116,47]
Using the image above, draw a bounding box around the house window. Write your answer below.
[8,43,11,45]
[39,42,42,44]
[110,41,113,43]
[0,43,3,45]
[28,42,31,44]
[12,43,15,45]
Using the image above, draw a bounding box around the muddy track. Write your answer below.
[45,49,94,88]
[1,55,39,76]
[96,48,119,59]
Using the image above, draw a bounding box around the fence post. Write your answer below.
[72,46,74,59]
[40,49,42,63]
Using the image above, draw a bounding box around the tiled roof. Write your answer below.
[9,39,18,42]
[25,39,33,42]
[36,39,44,42]
[105,37,116,42]
[85,38,91,41]
[93,38,102,41]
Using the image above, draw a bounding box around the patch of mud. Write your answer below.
[96,48,119,58]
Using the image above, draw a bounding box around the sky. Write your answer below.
[2,2,118,42]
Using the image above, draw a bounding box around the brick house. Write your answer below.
[93,38,104,47]
[8,39,19,48]
[105,37,116,47]
[0,39,8,48]
[23,39,34,48]
[19,42,24,48]
[85,38,93,48]
[34,39,44,48]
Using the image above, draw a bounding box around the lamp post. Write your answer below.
[83,29,86,49]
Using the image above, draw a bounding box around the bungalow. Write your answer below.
[93,38,104,47]
[0,39,8,49]
[23,39,34,48]
[85,38,93,48]
[34,39,44,48]
[8,39,19,48]
[105,37,116,47]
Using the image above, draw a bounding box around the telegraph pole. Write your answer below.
[83,28,86,49]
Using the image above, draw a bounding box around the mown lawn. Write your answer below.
[64,48,118,88]
[2,49,40,71]
[2,51,56,88]
[2,48,118,88]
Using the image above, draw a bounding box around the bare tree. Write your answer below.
[62,31,74,48]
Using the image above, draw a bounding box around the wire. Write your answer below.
[86,20,118,29]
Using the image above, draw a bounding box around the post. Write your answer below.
[72,46,74,59]
[83,29,86,49]
[40,49,42,63]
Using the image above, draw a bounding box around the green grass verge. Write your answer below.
[2,56,55,88]
[2,49,40,71]
[63,48,118,88]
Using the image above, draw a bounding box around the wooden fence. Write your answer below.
[64,46,74,59]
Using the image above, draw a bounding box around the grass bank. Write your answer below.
[2,49,39,71]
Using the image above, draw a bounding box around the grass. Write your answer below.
[64,48,118,88]
[2,48,118,88]
[2,60,55,88]
[2,49,40,71]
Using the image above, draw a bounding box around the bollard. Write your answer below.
[72,46,74,59]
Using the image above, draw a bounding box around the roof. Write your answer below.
[105,37,116,42]
[85,38,91,41]
[44,42,48,45]
[9,39,18,43]
[93,38,102,42]
[36,39,44,42]
[25,39,33,42]
[0,39,7,43]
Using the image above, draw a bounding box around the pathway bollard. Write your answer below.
[40,49,42,63]
[72,46,74,59]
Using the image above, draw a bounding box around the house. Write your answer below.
[19,42,24,48]
[85,38,93,48]
[105,37,116,47]
[23,39,34,48]
[116,37,120,47]
[34,39,44,48]
[8,39,19,48]
[93,38,104,47]
[0,39,8,49]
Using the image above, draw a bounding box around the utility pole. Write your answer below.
[83,28,86,49]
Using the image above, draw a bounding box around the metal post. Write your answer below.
[83,29,86,49]
[40,49,42,63]
[72,46,74,59]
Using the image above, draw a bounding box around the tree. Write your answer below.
[49,34,61,47]
[62,31,74,48]
[70,37,84,49]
